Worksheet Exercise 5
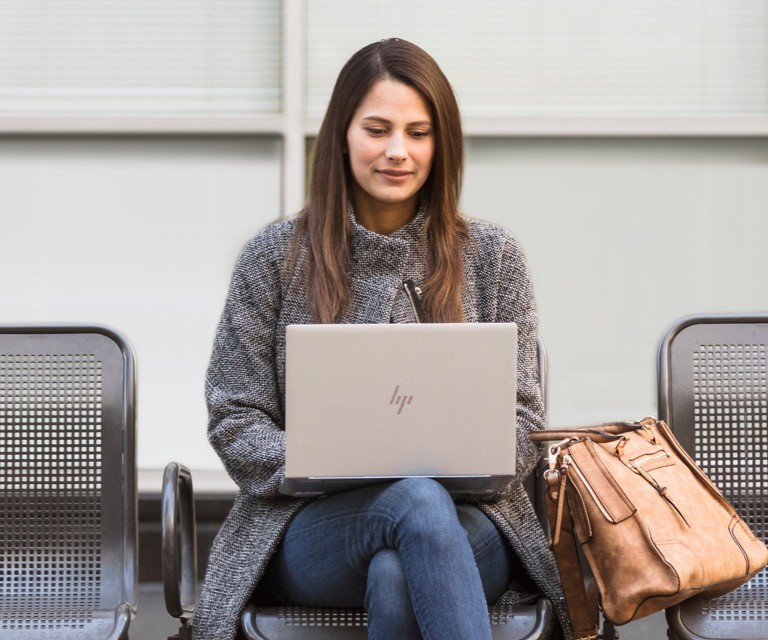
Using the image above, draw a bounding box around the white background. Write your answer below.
[1,1,767,488]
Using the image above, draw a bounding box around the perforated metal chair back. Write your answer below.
[659,314,768,640]
[238,337,553,640]
[0,325,137,640]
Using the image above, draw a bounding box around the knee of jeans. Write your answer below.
[368,549,406,588]
[391,477,453,513]
[365,549,409,607]
[387,478,461,544]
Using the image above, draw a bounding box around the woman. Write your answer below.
[194,39,569,640]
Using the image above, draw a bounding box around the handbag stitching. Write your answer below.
[566,476,592,543]
[728,516,751,575]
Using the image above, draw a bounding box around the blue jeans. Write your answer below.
[260,478,515,640]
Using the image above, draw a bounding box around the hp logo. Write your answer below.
[390,385,413,415]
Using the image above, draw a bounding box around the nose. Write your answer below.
[385,133,407,163]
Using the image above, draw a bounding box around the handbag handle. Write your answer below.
[530,420,651,444]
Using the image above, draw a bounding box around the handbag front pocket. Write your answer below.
[565,439,636,526]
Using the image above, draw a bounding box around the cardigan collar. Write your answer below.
[346,200,428,252]
[341,200,428,324]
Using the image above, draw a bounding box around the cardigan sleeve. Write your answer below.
[495,234,546,481]
[205,235,287,498]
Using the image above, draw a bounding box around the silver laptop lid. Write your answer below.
[284,323,517,484]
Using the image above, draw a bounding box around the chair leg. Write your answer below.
[601,617,617,640]
[167,625,192,640]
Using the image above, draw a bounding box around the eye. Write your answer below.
[365,127,386,136]
[409,129,431,139]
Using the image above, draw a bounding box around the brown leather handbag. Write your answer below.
[530,417,768,640]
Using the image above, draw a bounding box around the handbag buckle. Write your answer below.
[548,437,578,470]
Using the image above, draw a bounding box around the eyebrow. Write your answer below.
[361,116,432,127]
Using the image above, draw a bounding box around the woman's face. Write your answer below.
[346,78,435,223]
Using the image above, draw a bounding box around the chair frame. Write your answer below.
[0,323,138,640]
[658,312,768,640]
[163,462,197,640]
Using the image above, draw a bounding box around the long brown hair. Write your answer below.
[294,38,466,323]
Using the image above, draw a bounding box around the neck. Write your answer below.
[351,188,418,235]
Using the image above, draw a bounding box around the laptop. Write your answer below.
[279,322,517,496]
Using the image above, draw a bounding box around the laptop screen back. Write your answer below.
[284,323,517,483]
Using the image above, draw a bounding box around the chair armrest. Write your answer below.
[105,602,132,640]
[162,462,198,623]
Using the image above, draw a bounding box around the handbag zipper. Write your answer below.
[632,451,669,465]
[616,444,690,528]
[562,453,614,523]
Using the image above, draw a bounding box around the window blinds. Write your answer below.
[0,0,281,116]
[306,0,768,119]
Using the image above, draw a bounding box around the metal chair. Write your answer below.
[658,313,768,640]
[0,324,137,639]
[162,338,555,639]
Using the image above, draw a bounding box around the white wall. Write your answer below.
[3,1,768,493]
[0,136,281,474]
[3,136,766,485]
[463,137,768,426]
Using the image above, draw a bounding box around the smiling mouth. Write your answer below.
[378,169,411,177]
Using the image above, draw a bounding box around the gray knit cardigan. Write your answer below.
[193,207,571,640]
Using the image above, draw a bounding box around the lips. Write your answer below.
[377,169,412,183]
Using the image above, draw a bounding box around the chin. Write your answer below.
[374,191,418,206]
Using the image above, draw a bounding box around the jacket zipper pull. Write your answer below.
[403,279,424,323]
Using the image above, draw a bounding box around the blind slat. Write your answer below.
[306,0,768,119]
[0,0,282,116]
